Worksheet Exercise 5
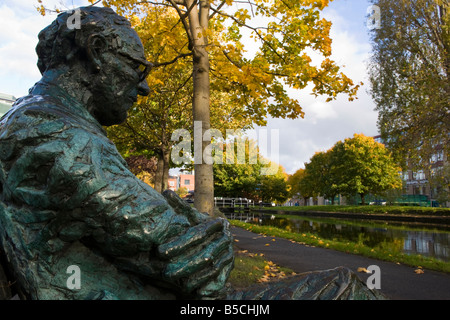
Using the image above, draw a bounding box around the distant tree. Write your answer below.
[287,168,304,198]
[213,139,288,202]
[258,165,289,204]
[305,150,340,204]
[368,0,449,169]
[331,134,403,205]
[213,139,261,199]
[429,162,450,206]
[176,186,189,198]
[287,168,317,205]
[125,154,158,176]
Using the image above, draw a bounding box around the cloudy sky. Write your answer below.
[0,0,380,174]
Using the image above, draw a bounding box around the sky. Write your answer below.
[0,0,380,175]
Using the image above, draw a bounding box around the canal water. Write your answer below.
[241,214,450,262]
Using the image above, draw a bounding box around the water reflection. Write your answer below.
[244,215,450,262]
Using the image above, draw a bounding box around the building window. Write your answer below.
[431,151,444,163]
[402,171,409,181]
[413,170,425,181]
[184,179,190,185]
[169,181,174,186]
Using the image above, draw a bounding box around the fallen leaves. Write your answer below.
[234,250,294,284]
[358,265,425,275]
[357,267,371,274]
[414,266,424,274]
[258,260,289,283]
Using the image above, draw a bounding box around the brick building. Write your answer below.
[167,172,195,193]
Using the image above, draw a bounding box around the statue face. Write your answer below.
[90,28,151,126]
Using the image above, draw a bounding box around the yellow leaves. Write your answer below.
[357,267,371,274]
[36,4,46,16]
[258,260,287,283]
[414,266,424,274]
[76,0,359,127]
[129,14,140,27]
[234,8,251,23]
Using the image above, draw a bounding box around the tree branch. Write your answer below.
[210,6,285,63]
[165,0,194,49]
[209,0,227,20]
[152,52,193,67]
[222,50,243,68]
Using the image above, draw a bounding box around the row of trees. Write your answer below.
[215,133,404,206]
[288,134,403,205]
[213,139,289,204]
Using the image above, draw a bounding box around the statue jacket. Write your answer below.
[0,81,196,299]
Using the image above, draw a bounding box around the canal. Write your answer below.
[237,213,450,262]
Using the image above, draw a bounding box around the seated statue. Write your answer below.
[0,6,383,300]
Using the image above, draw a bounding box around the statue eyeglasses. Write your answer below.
[118,50,153,82]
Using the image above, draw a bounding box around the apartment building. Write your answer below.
[373,135,448,206]
[167,173,195,192]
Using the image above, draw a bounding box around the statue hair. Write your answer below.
[36,6,131,74]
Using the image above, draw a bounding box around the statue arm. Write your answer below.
[52,130,234,298]
[6,122,233,298]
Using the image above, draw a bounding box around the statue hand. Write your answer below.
[156,217,234,298]
[162,189,208,224]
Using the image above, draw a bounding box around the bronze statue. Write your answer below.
[0,6,383,300]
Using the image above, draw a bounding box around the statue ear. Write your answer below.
[86,34,107,72]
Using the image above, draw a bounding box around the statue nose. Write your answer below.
[138,79,150,96]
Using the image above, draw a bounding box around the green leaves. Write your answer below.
[213,140,288,203]
[290,134,403,204]
[368,0,449,169]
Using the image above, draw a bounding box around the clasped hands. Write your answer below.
[155,191,234,299]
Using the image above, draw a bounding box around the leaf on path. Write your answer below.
[357,267,370,273]
[414,267,424,274]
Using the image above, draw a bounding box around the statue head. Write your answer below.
[35,6,152,125]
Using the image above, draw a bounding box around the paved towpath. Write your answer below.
[231,226,450,300]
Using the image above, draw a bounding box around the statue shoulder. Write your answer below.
[0,94,101,141]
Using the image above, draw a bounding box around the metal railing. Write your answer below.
[214,197,255,220]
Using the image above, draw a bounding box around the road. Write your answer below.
[231,226,450,300]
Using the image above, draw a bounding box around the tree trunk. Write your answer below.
[303,197,309,206]
[360,193,366,205]
[154,151,164,193]
[188,0,214,215]
[162,147,170,192]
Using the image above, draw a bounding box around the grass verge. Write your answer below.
[228,249,295,289]
[229,219,450,274]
